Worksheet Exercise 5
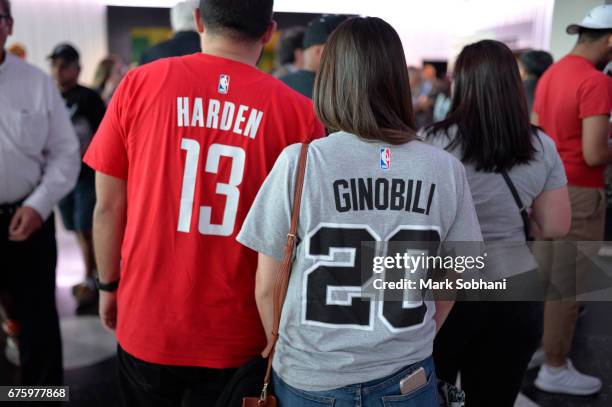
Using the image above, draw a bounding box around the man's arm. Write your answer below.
[23,78,80,220]
[582,115,612,166]
[93,172,127,331]
[13,79,80,241]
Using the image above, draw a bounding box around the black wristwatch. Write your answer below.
[96,277,120,292]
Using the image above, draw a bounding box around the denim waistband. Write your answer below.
[318,356,435,396]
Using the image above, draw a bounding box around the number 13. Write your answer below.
[177,139,245,236]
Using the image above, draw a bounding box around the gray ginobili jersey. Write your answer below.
[237,131,482,391]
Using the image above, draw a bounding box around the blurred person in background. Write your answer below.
[425,39,570,407]
[532,4,612,396]
[272,26,304,78]
[84,0,324,405]
[7,41,24,59]
[0,0,80,391]
[409,66,435,129]
[49,43,106,309]
[92,55,128,105]
[280,15,346,98]
[432,77,452,123]
[139,0,200,65]
[518,50,553,114]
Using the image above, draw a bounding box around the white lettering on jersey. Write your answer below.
[244,109,264,139]
[206,99,220,129]
[177,97,189,127]
[176,97,264,139]
[219,101,236,131]
[191,98,204,127]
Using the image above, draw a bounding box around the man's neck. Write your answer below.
[570,44,601,66]
[200,35,262,67]
[0,48,6,66]
[60,82,78,93]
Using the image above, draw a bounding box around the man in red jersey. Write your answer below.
[532,4,612,397]
[83,0,324,405]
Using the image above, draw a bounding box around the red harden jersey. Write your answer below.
[84,53,324,368]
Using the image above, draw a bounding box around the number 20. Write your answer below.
[177,139,245,236]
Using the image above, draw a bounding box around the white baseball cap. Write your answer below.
[566,4,612,34]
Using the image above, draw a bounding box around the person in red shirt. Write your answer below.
[532,4,612,397]
[83,0,324,405]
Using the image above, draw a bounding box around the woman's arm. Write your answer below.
[255,253,283,356]
[531,186,571,238]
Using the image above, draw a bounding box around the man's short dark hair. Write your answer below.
[520,50,553,79]
[578,28,612,43]
[0,0,11,17]
[199,0,273,41]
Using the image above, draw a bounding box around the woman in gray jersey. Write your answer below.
[238,17,482,406]
[423,40,571,407]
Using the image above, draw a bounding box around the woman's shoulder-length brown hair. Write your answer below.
[313,17,417,145]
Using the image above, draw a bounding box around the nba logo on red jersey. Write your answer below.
[218,74,230,94]
[380,147,391,170]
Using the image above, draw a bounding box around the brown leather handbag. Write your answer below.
[242,143,309,407]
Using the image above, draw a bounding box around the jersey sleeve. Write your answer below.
[237,144,301,261]
[578,74,612,119]
[83,73,131,180]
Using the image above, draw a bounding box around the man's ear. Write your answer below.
[7,17,13,36]
[261,21,277,45]
[193,8,204,34]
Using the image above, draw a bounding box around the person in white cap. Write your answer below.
[532,4,612,396]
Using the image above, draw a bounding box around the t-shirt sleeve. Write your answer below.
[83,73,131,179]
[578,74,612,119]
[237,144,301,260]
[445,161,483,242]
[540,132,567,191]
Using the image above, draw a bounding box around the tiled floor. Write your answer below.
[1,216,612,406]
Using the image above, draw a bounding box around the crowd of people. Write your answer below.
[0,0,611,406]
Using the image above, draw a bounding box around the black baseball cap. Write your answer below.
[303,15,348,49]
[48,43,80,63]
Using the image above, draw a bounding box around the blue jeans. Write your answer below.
[272,357,438,407]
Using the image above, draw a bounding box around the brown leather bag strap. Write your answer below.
[259,143,309,401]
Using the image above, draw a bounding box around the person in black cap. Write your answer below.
[49,43,106,309]
[280,14,346,98]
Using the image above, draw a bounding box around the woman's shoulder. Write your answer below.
[531,129,556,153]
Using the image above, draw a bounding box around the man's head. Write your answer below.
[196,0,274,43]
[48,43,81,91]
[519,50,553,80]
[171,0,198,33]
[277,26,304,69]
[0,0,13,53]
[302,15,347,72]
[568,5,612,69]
